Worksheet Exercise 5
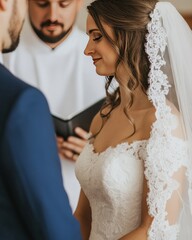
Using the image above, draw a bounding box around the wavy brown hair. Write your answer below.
[88,0,157,138]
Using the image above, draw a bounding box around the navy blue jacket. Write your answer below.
[0,63,81,240]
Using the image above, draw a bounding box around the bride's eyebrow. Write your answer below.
[86,29,100,35]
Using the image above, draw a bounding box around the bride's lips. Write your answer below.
[93,58,102,65]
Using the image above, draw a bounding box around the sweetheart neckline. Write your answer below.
[87,139,148,157]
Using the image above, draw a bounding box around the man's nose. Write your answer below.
[48,3,59,22]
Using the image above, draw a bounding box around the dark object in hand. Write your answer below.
[52,98,105,140]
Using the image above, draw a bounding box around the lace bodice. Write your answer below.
[75,140,148,240]
[76,136,189,240]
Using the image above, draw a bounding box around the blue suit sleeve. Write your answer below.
[2,88,81,240]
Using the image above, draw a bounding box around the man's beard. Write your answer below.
[2,1,24,53]
[30,20,72,44]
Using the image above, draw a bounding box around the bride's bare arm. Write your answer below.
[74,189,92,240]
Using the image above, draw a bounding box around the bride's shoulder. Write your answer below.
[142,106,156,125]
[166,100,180,116]
[143,100,180,124]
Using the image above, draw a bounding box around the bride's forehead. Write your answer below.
[86,15,98,31]
[86,14,114,37]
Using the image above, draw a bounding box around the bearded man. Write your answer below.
[3,0,105,212]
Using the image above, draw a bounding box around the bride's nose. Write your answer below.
[84,40,95,56]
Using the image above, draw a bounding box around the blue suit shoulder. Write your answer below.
[0,63,47,137]
[0,62,36,95]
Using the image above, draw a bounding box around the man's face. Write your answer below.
[3,0,27,53]
[28,0,82,44]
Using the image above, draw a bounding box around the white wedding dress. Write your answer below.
[75,140,148,240]
[75,2,192,240]
[75,136,190,240]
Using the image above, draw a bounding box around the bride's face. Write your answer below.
[84,14,119,76]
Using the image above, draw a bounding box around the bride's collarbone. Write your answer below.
[91,106,155,153]
[92,126,148,154]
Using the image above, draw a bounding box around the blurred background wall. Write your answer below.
[76,0,192,31]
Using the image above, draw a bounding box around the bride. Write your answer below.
[74,0,192,239]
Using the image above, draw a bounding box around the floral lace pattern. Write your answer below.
[145,4,189,240]
[75,140,148,240]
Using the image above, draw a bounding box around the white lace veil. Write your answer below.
[145,2,192,239]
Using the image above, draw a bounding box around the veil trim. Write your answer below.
[144,3,190,239]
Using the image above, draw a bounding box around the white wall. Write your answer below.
[161,0,192,13]
[76,0,192,31]
[76,0,90,32]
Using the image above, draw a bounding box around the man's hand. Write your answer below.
[57,127,90,161]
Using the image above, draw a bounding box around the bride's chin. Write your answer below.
[95,68,113,77]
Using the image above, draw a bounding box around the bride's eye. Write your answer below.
[93,35,102,42]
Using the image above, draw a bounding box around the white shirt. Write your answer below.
[3,17,105,211]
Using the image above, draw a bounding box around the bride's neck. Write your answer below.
[119,85,151,111]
